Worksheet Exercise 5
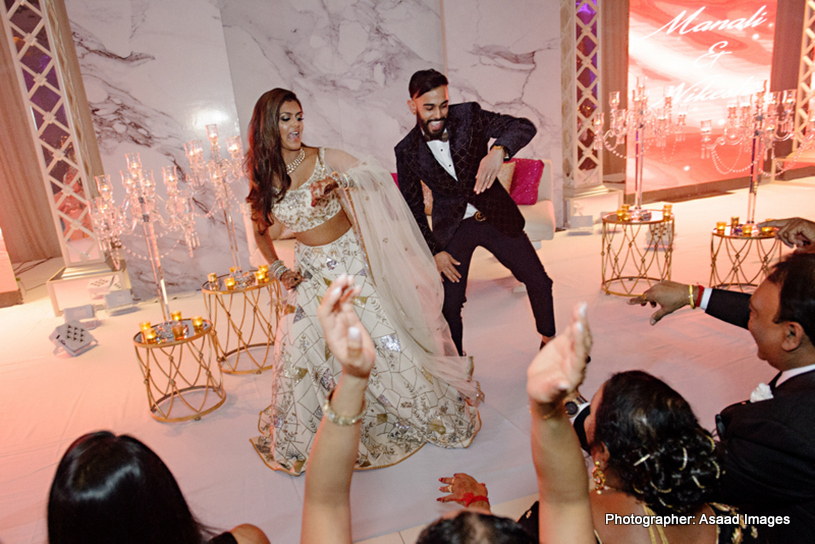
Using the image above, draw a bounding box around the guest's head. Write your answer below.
[416,511,536,544]
[48,431,205,544]
[585,371,720,516]
[408,69,449,140]
[245,88,303,228]
[752,253,815,370]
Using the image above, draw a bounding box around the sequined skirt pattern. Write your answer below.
[250,228,479,475]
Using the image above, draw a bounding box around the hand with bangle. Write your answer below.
[270,259,304,290]
[628,281,704,325]
[436,472,491,512]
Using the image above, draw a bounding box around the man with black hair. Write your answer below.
[631,247,815,543]
[394,69,555,355]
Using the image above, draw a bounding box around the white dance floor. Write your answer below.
[2,177,813,544]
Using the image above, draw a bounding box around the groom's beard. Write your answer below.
[418,113,447,140]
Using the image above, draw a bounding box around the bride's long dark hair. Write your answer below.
[245,88,302,232]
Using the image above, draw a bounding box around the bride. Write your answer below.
[245,88,480,475]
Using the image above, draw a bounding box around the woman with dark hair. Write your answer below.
[245,89,480,475]
[521,308,764,544]
[48,431,268,544]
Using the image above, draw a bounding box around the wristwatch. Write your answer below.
[564,393,588,417]
[491,144,510,161]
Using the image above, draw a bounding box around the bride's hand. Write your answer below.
[310,175,340,206]
[317,275,375,379]
[280,269,304,290]
[527,303,591,408]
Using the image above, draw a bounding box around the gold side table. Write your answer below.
[134,320,226,422]
[601,210,674,296]
[710,226,782,291]
[202,272,284,375]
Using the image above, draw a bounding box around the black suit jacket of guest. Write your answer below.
[394,102,536,254]
[707,288,815,543]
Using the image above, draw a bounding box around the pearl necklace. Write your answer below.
[285,148,306,175]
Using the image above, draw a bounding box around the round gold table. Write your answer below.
[133,319,226,422]
[601,210,674,296]
[202,272,284,375]
[709,226,782,291]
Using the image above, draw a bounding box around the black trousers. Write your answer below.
[442,217,556,355]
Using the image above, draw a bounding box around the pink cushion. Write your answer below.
[508,158,542,205]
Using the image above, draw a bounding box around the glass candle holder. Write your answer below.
[208,272,217,283]
[172,322,186,340]
[255,270,267,283]
[258,264,269,274]
[621,204,630,213]
[143,327,157,343]
[742,224,753,236]
[225,277,236,290]
[139,321,152,332]
[616,208,624,220]
[171,310,182,322]
[760,225,775,236]
[192,316,204,332]
[622,211,631,222]
[716,221,726,234]
[663,204,672,219]
[229,266,237,275]
[731,216,740,227]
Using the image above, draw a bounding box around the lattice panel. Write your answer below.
[561,0,602,191]
[794,0,815,150]
[574,0,601,187]
[1,0,101,266]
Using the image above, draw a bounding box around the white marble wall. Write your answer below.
[65,0,248,300]
[444,0,564,224]
[220,0,445,169]
[65,0,564,298]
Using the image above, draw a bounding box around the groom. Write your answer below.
[394,69,555,355]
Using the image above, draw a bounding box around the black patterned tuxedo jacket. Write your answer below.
[707,289,815,543]
[394,102,536,254]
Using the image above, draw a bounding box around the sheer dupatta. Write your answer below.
[326,155,480,402]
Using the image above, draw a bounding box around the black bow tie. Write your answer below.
[424,129,449,142]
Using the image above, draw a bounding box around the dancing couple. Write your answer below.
[248,70,555,474]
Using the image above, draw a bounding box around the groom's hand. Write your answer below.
[474,147,504,194]
[434,251,461,282]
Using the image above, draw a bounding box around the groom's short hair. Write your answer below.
[409,69,448,99]
[768,253,815,343]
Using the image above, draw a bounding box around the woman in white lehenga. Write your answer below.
[245,89,481,475]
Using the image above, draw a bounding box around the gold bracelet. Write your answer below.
[322,389,366,426]
[688,284,696,309]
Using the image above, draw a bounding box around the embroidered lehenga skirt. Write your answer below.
[250,228,480,475]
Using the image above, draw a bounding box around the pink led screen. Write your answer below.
[626,1,777,193]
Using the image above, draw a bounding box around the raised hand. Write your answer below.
[759,217,815,254]
[310,175,340,207]
[527,303,591,409]
[317,274,375,379]
[627,280,692,325]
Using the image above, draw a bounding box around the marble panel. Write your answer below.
[65,0,247,300]
[220,0,444,171]
[443,0,565,224]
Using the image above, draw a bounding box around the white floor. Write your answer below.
[2,177,813,544]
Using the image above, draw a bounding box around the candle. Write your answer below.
[172,323,186,340]
[621,204,630,212]
[171,311,182,322]
[742,224,753,236]
[144,328,157,343]
[716,221,726,234]
[616,208,624,220]
[258,264,269,274]
[229,266,237,274]
[225,277,236,290]
[663,204,672,219]
[760,225,775,236]
[255,270,267,283]
[139,321,152,332]
[192,316,204,332]
[622,211,631,222]
[731,216,739,227]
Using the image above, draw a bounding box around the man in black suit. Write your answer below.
[394,69,555,355]
[631,241,815,543]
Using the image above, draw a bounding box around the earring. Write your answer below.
[592,460,606,493]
